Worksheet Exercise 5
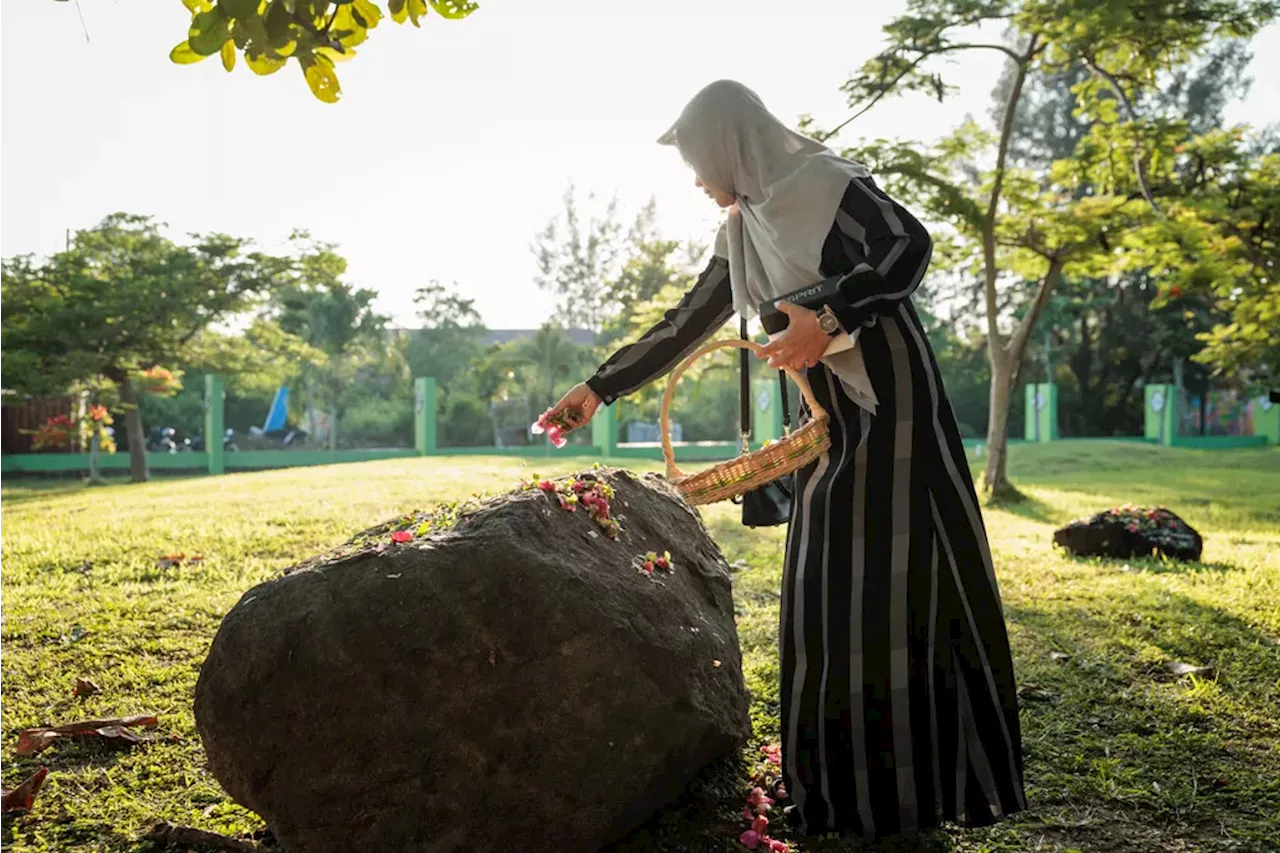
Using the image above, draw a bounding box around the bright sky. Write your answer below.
[3,2,1278,330]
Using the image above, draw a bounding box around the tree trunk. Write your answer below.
[117,377,149,483]
[981,259,1065,498]
[982,350,1015,497]
[88,428,102,484]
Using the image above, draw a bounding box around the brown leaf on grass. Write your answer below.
[1,766,49,814]
[1164,660,1216,679]
[146,821,259,852]
[14,714,159,756]
[72,677,101,698]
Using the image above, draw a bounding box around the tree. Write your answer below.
[483,325,597,434]
[168,0,476,103]
[599,201,708,348]
[831,0,1275,497]
[981,40,1254,436]
[1177,132,1280,382]
[404,280,489,389]
[1,213,285,482]
[531,186,628,333]
[269,233,387,451]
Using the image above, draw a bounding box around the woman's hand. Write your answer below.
[545,383,603,434]
[758,302,831,372]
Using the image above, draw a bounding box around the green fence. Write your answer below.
[4,375,1275,477]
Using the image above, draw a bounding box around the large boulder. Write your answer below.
[1053,504,1203,562]
[194,470,751,853]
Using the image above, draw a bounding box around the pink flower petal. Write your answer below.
[767,840,789,852]
[390,531,412,543]
[752,814,768,835]
[742,807,755,821]
[739,830,761,849]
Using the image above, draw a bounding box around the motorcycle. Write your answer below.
[147,426,179,454]
[185,428,239,453]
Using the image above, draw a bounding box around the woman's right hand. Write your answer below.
[545,383,603,434]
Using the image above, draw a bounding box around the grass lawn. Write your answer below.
[2,443,1277,852]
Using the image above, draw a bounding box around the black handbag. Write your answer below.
[733,317,795,528]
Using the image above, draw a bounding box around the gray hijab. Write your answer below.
[659,80,879,413]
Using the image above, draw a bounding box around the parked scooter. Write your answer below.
[186,429,239,453]
[147,426,179,453]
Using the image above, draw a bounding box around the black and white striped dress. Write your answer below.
[586,177,1025,839]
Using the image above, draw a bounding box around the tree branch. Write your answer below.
[821,41,1024,143]
[1005,257,1065,374]
[1080,56,1163,216]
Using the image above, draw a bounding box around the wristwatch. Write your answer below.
[816,305,842,335]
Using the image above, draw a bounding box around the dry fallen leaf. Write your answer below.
[146,821,258,852]
[72,677,101,698]
[14,714,160,756]
[1,766,49,814]
[1018,684,1056,702]
[1164,661,1216,679]
[1,769,47,812]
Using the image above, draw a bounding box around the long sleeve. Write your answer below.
[822,177,933,331]
[586,256,734,406]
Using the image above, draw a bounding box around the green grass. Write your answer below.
[2,443,1277,852]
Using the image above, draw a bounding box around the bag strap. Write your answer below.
[739,317,792,444]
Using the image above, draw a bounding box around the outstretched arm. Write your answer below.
[586,256,734,405]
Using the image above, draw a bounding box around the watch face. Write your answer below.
[819,312,839,333]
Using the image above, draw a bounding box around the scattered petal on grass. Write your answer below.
[1,766,49,813]
[14,714,160,756]
[145,821,258,852]
[1048,651,1072,663]
[72,677,101,698]
[156,553,205,569]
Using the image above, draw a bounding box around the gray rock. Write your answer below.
[194,470,750,853]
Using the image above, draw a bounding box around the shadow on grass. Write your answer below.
[1056,552,1248,575]
[1003,591,1280,849]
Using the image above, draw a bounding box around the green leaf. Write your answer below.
[387,0,407,23]
[428,0,476,19]
[219,0,261,18]
[220,40,237,71]
[352,0,382,27]
[169,41,208,65]
[189,7,231,56]
[301,55,341,103]
[407,0,427,26]
[265,0,295,47]
[245,51,287,75]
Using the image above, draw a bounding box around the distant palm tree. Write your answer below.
[484,324,597,434]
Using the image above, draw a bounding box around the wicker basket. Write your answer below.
[661,339,831,506]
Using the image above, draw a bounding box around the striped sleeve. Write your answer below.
[825,177,933,331]
[586,256,734,406]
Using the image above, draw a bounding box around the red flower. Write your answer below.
[1127,523,1139,533]
[641,561,655,574]
[767,840,789,852]
[1169,285,1183,298]
[752,814,769,835]
[760,743,781,766]
[739,830,761,850]
[746,786,774,814]
[390,530,413,543]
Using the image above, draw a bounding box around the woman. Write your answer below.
[546,80,1024,840]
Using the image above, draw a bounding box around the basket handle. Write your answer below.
[660,339,829,480]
